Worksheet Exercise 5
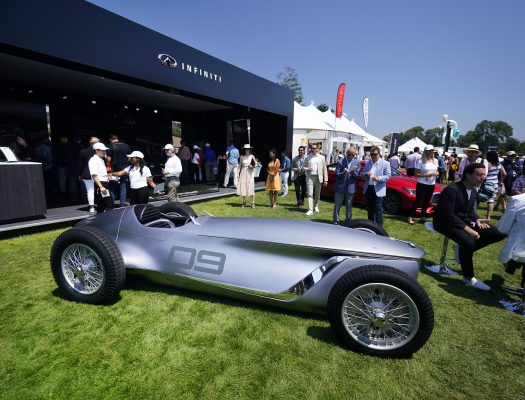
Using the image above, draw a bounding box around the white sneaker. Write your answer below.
[314,206,320,212]
[462,277,491,291]
[89,207,95,213]
[306,210,313,216]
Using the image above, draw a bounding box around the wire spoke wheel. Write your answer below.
[61,244,105,295]
[341,283,419,350]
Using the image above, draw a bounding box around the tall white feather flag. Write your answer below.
[362,97,369,132]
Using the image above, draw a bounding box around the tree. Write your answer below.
[276,66,303,104]
[457,120,513,153]
[317,103,330,112]
[423,127,442,147]
[399,126,424,145]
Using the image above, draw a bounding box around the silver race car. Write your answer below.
[51,203,434,358]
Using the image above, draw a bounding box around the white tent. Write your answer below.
[293,102,334,131]
[397,137,427,154]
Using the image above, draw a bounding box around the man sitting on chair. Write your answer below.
[433,163,506,291]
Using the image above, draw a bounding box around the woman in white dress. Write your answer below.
[408,145,439,224]
[236,144,256,208]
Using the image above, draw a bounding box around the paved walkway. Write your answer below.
[0,182,265,238]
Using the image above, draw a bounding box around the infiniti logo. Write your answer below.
[158,54,177,68]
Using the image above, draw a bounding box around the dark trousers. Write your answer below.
[410,182,435,218]
[294,174,307,205]
[129,186,150,205]
[406,168,415,176]
[436,225,505,278]
[181,159,190,184]
[109,174,128,206]
[95,182,115,213]
[366,185,384,226]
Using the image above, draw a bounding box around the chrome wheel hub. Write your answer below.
[341,283,419,350]
[61,244,105,295]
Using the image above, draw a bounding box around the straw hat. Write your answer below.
[423,144,434,152]
[507,150,517,156]
[463,144,481,154]
[242,144,252,150]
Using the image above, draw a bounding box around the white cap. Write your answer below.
[424,144,434,151]
[205,142,210,147]
[193,144,200,150]
[126,151,144,159]
[93,142,109,151]
[163,144,174,150]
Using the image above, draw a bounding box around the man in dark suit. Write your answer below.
[433,163,506,290]
[333,146,360,224]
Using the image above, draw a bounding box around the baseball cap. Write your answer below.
[93,142,109,151]
[163,144,174,150]
[126,151,144,159]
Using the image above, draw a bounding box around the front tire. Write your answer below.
[343,219,389,237]
[50,226,125,304]
[383,190,401,214]
[327,265,434,358]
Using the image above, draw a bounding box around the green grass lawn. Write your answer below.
[1,190,524,400]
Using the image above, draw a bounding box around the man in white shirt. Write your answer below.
[405,147,421,176]
[304,144,328,216]
[389,154,400,170]
[163,144,183,202]
[88,142,114,213]
[455,144,488,182]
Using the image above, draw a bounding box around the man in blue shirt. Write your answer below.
[223,140,239,188]
[279,150,291,196]
[203,143,217,183]
[333,146,360,224]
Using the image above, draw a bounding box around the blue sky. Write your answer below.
[88,0,525,141]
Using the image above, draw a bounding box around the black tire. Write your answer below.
[158,202,197,218]
[383,190,402,214]
[50,226,125,304]
[343,219,389,237]
[327,265,434,358]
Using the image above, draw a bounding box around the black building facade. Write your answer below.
[0,0,294,206]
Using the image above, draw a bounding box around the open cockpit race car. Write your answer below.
[51,202,434,358]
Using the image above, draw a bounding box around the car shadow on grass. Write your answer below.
[51,288,123,306]
[123,272,326,322]
[420,265,508,309]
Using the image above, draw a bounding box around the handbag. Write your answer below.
[477,180,496,202]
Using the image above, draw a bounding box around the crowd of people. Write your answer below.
[9,132,525,294]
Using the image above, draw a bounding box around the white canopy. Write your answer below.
[293,102,333,131]
[398,137,427,153]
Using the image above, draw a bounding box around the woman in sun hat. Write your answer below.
[236,144,257,208]
[111,150,155,205]
[408,144,439,224]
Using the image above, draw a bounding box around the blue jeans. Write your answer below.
[333,191,354,223]
[109,174,128,206]
[366,186,384,226]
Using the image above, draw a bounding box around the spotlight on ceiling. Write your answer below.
[28,89,34,94]
[124,105,128,109]
[154,109,158,114]
[136,107,140,111]
[62,95,68,100]
[91,100,97,104]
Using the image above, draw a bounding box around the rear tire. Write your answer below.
[158,202,197,218]
[327,265,434,358]
[50,226,125,304]
[343,219,389,237]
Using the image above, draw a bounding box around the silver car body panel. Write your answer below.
[77,206,424,314]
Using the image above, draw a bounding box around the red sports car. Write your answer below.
[321,161,443,215]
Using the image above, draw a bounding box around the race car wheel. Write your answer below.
[343,219,389,237]
[327,265,434,358]
[383,190,401,214]
[50,226,125,304]
[159,202,197,219]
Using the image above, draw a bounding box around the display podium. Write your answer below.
[0,160,47,223]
